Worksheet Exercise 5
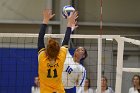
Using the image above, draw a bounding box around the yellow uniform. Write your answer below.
[38,46,67,93]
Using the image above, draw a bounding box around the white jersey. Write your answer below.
[77,87,94,93]
[95,87,114,93]
[129,87,139,93]
[31,86,40,93]
[62,51,86,89]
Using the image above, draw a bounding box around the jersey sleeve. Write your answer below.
[38,24,47,53]
[76,70,86,93]
[61,27,72,48]
[76,66,86,93]
[77,66,86,87]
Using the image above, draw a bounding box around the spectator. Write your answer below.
[129,75,140,93]
[96,76,114,93]
[31,76,40,93]
[78,78,94,93]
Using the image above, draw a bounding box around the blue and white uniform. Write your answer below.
[62,51,86,93]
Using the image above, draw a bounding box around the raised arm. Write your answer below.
[38,9,55,52]
[62,11,78,47]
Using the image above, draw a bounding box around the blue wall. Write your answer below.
[0,48,75,93]
[0,48,38,93]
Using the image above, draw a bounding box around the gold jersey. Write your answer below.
[38,47,67,93]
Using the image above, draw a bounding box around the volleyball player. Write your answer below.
[38,9,78,93]
[129,75,140,93]
[62,26,88,93]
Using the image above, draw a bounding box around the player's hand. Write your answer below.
[72,23,78,31]
[67,11,78,28]
[43,9,55,24]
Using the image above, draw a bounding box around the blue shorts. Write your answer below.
[65,86,76,93]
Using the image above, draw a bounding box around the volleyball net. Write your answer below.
[0,33,140,93]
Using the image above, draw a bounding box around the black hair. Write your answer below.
[80,47,88,61]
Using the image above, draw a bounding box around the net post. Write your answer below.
[123,68,140,72]
[121,37,140,46]
[115,37,124,93]
[97,36,102,93]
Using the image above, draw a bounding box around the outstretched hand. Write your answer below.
[67,11,78,28]
[72,23,78,31]
[43,9,55,24]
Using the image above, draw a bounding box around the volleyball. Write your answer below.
[62,5,75,19]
